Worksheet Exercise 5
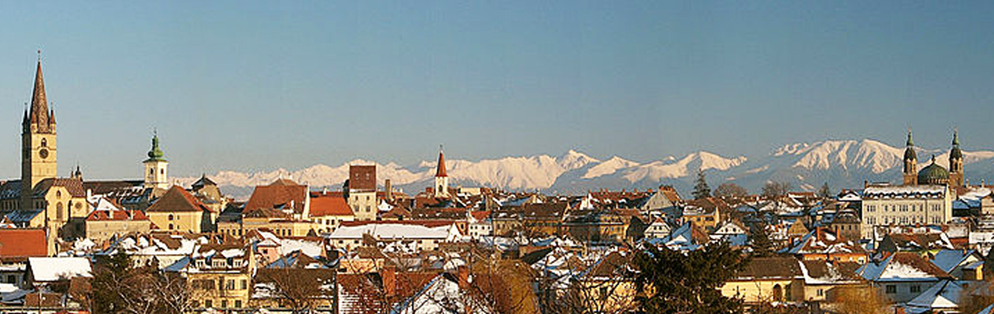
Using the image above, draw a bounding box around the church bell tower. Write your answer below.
[902,129,917,186]
[143,133,170,190]
[21,56,58,210]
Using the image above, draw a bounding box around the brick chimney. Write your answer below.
[385,179,392,201]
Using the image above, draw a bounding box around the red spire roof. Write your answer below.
[435,148,448,177]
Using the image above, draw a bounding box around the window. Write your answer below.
[168,214,174,220]
[910,285,921,293]
[239,279,247,290]
[226,279,235,290]
[205,300,212,308]
[41,138,47,147]
[817,289,823,296]
[56,203,64,220]
[221,300,227,308]
[234,300,242,308]
[56,190,61,198]
[886,285,897,294]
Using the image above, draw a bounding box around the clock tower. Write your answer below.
[21,58,58,210]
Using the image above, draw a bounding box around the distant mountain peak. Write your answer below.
[177,138,994,200]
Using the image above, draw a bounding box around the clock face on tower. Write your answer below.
[39,149,49,159]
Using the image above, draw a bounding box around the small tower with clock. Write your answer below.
[21,57,58,210]
[143,133,170,190]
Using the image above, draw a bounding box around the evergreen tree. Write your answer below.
[748,222,775,257]
[817,182,832,200]
[693,169,711,200]
[634,241,749,314]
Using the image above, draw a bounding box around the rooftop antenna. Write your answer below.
[37,49,41,61]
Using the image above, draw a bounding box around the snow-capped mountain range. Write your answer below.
[178,139,994,200]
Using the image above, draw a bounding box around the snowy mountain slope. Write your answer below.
[178,140,994,199]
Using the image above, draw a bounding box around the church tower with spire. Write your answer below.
[902,129,918,186]
[949,129,964,187]
[433,146,450,198]
[21,56,58,210]
[143,133,169,190]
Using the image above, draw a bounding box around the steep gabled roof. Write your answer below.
[245,178,307,214]
[33,177,86,198]
[309,194,353,217]
[146,186,211,213]
[858,252,952,282]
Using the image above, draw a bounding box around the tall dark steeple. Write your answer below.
[949,129,964,187]
[902,128,918,186]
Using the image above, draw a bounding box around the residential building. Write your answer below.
[146,186,215,233]
[861,184,954,238]
[345,165,377,221]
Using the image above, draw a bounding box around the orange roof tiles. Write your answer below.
[0,228,47,258]
[310,194,354,217]
[86,209,148,221]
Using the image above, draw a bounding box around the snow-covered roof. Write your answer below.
[863,185,946,199]
[858,253,950,282]
[328,222,455,240]
[905,280,966,313]
[27,257,92,282]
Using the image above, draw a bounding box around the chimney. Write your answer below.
[385,179,392,201]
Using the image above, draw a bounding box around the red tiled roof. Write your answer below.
[245,179,307,214]
[339,220,454,228]
[0,228,47,258]
[147,186,212,213]
[310,194,354,217]
[86,209,148,221]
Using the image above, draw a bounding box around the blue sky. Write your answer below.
[1,1,992,179]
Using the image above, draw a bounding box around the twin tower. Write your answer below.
[901,129,965,187]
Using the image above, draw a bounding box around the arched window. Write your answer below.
[56,191,62,198]
[160,169,165,175]
[773,284,784,302]
[168,214,174,220]
[56,202,64,220]
[41,139,47,147]
[149,168,155,175]
[168,224,174,230]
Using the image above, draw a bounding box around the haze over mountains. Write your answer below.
[179,139,994,200]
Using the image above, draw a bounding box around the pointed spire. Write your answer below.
[952,128,960,147]
[29,55,50,132]
[906,127,914,147]
[435,145,448,177]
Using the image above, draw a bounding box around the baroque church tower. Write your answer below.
[21,58,58,210]
[433,146,449,198]
[902,129,917,186]
[143,133,169,190]
[949,129,964,187]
